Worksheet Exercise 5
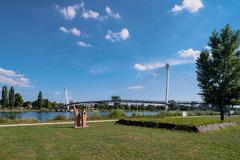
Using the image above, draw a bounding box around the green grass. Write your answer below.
[0,118,38,124]
[125,116,240,126]
[0,122,240,160]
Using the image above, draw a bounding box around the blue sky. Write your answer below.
[0,0,240,102]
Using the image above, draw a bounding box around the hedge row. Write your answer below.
[116,119,199,132]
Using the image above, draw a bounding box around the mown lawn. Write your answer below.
[124,116,240,126]
[0,122,239,160]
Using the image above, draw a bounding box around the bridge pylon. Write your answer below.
[165,63,170,111]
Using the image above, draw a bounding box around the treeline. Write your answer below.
[0,86,63,110]
[94,103,166,111]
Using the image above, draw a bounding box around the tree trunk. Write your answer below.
[220,106,224,121]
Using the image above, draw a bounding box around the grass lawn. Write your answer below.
[0,122,240,160]
[124,116,240,126]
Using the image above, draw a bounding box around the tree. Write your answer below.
[111,96,121,108]
[37,91,43,110]
[196,24,240,121]
[14,93,24,107]
[37,91,43,109]
[9,86,15,109]
[111,96,121,101]
[1,86,8,109]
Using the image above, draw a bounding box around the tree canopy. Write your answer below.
[1,86,8,109]
[9,86,15,109]
[196,24,240,120]
[37,91,43,110]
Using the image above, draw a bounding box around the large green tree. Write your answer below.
[37,91,43,110]
[14,93,24,107]
[9,86,15,109]
[196,25,240,121]
[1,86,8,109]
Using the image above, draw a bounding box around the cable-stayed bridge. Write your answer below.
[55,64,207,111]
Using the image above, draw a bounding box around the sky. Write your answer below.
[0,0,240,102]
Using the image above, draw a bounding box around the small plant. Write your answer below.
[131,112,141,117]
[53,115,67,121]
[109,109,126,119]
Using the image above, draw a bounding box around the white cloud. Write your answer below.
[56,4,81,20]
[0,67,17,77]
[54,91,62,95]
[204,45,211,50]
[82,9,99,19]
[59,26,81,37]
[178,48,201,60]
[134,48,200,71]
[134,59,195,71]
[127,85,144,90]
[59,26,68,33]
[105,28,130,42]
[171,0,204,13]
[71,28,81,36]
[82,8,106,21]
[134,63,165,71]
[105,6,121,19]
[0,67,31,87]
[77,41,92,47]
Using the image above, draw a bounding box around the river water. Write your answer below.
[0,111,159,122]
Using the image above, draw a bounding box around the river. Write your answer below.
[0,111,159,122]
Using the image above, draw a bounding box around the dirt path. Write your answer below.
[0,119,118,128]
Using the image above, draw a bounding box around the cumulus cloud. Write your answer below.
[178,48,201,60]
[71,28,81,36]
[82,8,106,21]
[134,59,195,71]
[105,6,121,19]
[134,63,165,71]
[105,28,130,42]
[0,67,31,87]
[77,41,92,47]
[59,26,81,36]
[56,4,81,20]
[134,48,200,71]
[59,26,68,33]
[127,85,144,90]
[171,0,204,13]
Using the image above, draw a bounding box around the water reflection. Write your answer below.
[0,111,159,122]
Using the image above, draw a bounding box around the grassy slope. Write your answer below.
[125,116,240,126]
[0,122,240,160]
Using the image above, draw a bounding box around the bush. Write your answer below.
[131,112,141,117]
[89,113,104,120]
[109,109,126,119]
[156,111,181,118]
[53,115,67,121]
[116,119,198,132]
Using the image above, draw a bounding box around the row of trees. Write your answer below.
[0,86,62,110]
[1,86,24,109]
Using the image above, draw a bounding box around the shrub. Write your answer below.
[116,119,198,132]
[156,111,181,118]
[109,109,126,119]
[53,115,67,121]
[89,113,104,120]
[131,112,141,117]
